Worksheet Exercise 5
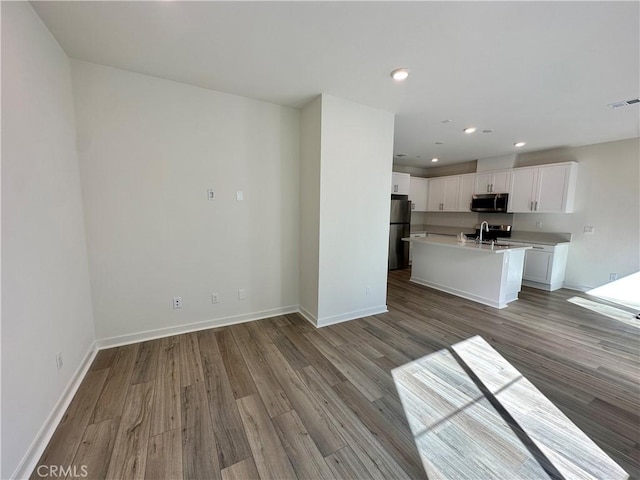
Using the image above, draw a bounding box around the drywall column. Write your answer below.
[299,94,395,326]
[1,3,96,478]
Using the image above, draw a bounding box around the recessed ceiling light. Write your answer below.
[395,153,408,157]
[435,141,444,145]
[608,98,639,109]
[514,142,526,148]
[463,127,477,134]
[390,68,409,81]
[482,129,493,133]
[431,158,439,163]
[441,119,453,124]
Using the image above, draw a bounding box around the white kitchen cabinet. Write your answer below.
[506,241,569,291]
[409,177,429,211]
[508,162,578,213]
[457,174,475,212]
[391,172,410,195]
[474,170,511,194]
[427,176,460,211]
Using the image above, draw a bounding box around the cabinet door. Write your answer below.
[474,173,493,194]
[509,168,537,212]
[491,171,511,193]
[457,174,475,212]
[409,177,428,211]
[442,177,460,211]
[535,164,570,213]
[427,178,444,211]
[391,172,410,195]
[523,249,553,283]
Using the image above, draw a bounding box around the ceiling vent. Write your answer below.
[608,98,640,109]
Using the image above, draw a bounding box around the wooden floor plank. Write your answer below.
[236,394,297,480]
[181,383,221,480]
[145,429,183,480]
[272,409,337,480]
[68,418,119,480]
[105,380,154,480]
[298,366,412,480]
[131,339,160,385]
[220,457,260,480]
[232,330,292,418]
[215,328,257,399]
[325,446,372,480]
[32,369,109,479]
[91,344,138,423]
[200,351,252,469]
[150,336,181,437]
[265,348,346,456]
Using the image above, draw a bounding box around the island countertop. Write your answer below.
[403,235,532,254]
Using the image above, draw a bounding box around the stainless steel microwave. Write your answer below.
[470,193,509,213]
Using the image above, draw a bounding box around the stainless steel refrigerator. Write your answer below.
[388,195,411,270]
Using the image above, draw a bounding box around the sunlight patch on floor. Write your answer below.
[568,296,640,328]
[587,271,640,312]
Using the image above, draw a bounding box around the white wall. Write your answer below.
[316,95,394,324]
[514,138,640,290]
[299,97,322,320]
[1,3,96,478]
[71,60,300,342]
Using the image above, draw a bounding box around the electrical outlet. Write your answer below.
[535,221,543,229]
[584,226,595,235]
[56,352,63,371]
[173,296,183,309]
[366,286,372,296]
[207,189,216,201]
[211,293,219,304]
[609,273,618,281]
[236,191,244,201]
[238,289,246,300]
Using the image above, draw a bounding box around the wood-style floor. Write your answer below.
[33,269,639,479]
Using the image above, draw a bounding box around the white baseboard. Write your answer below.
[410,276,507,309]
[316,305,388,328]
[12,342,98,480]
[95,305,299,349]
[562,283,591,292]
[298,306,319,327]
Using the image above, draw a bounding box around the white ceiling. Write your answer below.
[31,1,640,168]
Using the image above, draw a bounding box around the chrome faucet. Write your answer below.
[478,221,489,244]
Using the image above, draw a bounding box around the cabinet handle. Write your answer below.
[530,201,533,211]
[490,183,494,192]
[532,246,544,250]
[487,185,490,193]
[534,201,538,211]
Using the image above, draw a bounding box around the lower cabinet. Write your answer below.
[507,241,569,291]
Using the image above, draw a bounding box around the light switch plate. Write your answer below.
[236,191,244,201]
[584,226,595,235]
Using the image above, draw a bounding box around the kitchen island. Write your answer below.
[405,236,531,308]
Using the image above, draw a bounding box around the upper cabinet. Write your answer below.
[508,162,578,213]
[427,176,462,212]
[474,170,511,194]
[457,174,475,212]
[409,176,429,211]
[391,172,410,195]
